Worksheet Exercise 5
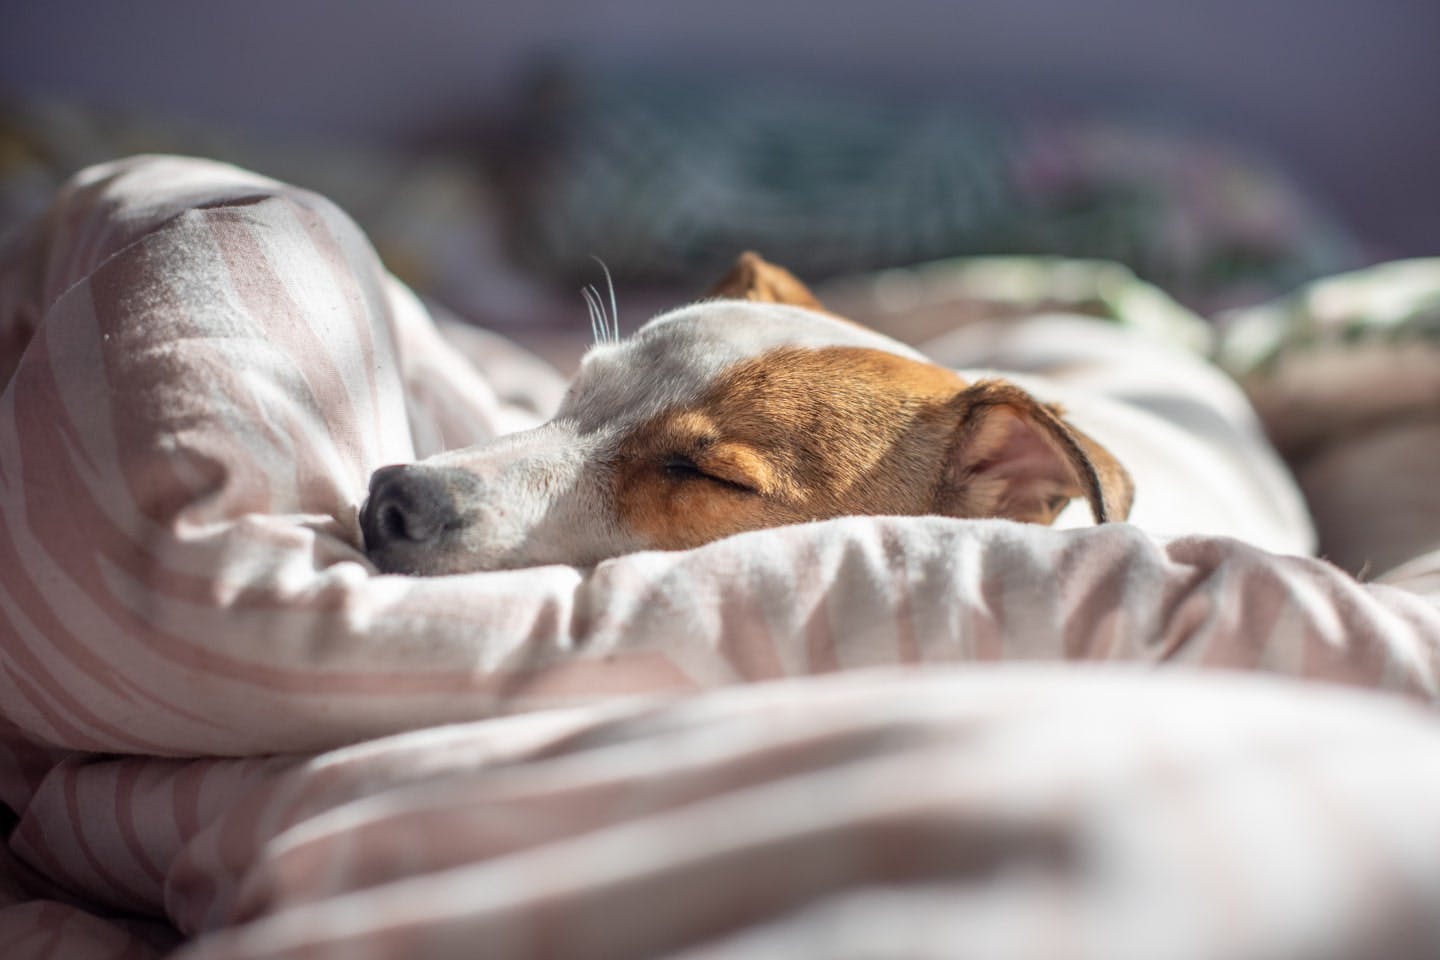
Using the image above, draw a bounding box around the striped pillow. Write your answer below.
[0,156,546,755]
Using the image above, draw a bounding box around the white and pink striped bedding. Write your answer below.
[3,156,1440,959]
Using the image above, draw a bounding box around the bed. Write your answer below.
[3,155,1440,959]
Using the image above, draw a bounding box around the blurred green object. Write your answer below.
[1215,258,1440,456]
[1217,258,1440,376]
[504,70,1359,310]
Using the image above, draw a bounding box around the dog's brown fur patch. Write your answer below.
[614,346,1132,550]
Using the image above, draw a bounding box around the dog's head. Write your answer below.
[362,253,1133,574]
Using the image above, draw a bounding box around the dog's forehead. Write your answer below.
[559,301,925,431]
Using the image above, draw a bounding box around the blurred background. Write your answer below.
[2,0,1437,336]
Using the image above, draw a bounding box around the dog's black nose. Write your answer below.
[361,464,460,552]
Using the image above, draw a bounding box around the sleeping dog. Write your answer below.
[362,254,1311,574]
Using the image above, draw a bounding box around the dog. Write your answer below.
[361,253,1310,575]
[362,253,1133,575]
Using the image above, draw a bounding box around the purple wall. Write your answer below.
[3,0,1437,255]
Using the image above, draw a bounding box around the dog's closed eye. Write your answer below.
[664,454,760,494]
[664,454,706,479]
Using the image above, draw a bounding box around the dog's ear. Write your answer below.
[708,251,828,312]
[939,381,1134,525]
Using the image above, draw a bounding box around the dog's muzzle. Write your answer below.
[361,464,474,572]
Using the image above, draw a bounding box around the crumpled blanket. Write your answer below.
[3,156,1440,959]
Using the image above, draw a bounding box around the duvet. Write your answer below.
[3,156,1440,959]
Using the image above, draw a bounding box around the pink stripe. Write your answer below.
[206,206,369,488]
[2,663,87,751]
[63,770,149,908]
[169,760,208,844]
[113,670,225,735]
[115,761,166,887]
[171,760,286,929]
[1201,562,1283,672]
[1294,565,1388,687]
[0,630,160,753]
[293,197,389,460]
[716,605,787,680]
[879,525,920,663]
[611,559,786,681]
[493,652,698,702]
[1056,529,1146,660]
[974,572,1010,660]
[9,795,97,905]
[795,539,841,673]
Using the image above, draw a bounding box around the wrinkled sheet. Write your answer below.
[3,156,1440,959]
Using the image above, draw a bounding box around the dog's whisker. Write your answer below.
[582,285,606,346]
[582,286,598,345]
[584,282,611,345]
[589,256,620,343]
[582,289,598,345]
